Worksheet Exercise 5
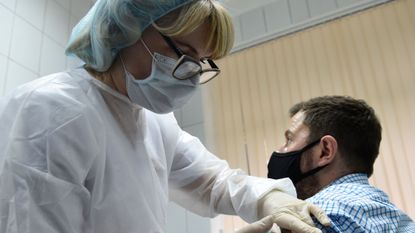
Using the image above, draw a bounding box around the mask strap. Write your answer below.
[272,139,321,158]
[119,38,154,69]
[120,55,127,70]
[119,55,133,82]
[301,138,321,152]
[295,138,329,183]
[297,164,329,183]
[140,38,157,61]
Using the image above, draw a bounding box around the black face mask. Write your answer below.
[267,138,327,184]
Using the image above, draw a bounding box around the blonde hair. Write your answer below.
[65,0,234,72]
[154,0,234,60]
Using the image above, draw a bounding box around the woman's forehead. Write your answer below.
[174,21,213,58]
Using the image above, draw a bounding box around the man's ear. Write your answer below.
[317,135,338,166]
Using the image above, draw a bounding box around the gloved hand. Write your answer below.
[257,190,331,233]
[236,215,280,233]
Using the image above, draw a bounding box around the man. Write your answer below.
[267,95,415,232]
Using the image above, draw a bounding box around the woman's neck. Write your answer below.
[85,62,127,96]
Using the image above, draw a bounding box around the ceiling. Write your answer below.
[223,0,277,15]
[89,0,277,15]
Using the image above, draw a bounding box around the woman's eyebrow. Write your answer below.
[175,40,199,57]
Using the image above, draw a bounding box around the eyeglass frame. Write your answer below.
[158,32,220,84]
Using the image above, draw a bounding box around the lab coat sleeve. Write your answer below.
[0,88,101,233]
[168,129,296,223]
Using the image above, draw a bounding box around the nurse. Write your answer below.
[0,0,330,232]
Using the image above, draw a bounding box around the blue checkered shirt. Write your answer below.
[307,173,415,232]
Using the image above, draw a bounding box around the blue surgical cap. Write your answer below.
[66,0,195,72]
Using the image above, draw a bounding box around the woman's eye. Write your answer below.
[176,45,197,58]
[183,49,198,58]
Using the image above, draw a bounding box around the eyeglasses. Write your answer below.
[159,32,220,84]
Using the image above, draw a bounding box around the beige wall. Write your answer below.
[203,0,415,231]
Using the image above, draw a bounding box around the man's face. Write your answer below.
[278,111,320,199]
[278,111,310,153]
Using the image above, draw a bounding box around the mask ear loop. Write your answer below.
[119,37,155,70]
[119,38,153,78]
[119,53,132,83]
[140,38,157,61]
[295,138,328,183]
[119,54,127,70]
[119,38,157,75]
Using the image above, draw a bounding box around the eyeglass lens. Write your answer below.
[173,60,201,79]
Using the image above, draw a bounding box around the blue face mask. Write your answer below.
[122,42,200,114]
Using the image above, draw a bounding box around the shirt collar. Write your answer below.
[327,173,369,187]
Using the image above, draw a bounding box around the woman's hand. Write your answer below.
[236,215,276,233]
[257,190,331,233]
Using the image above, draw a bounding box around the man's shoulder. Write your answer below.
[308,176,390,213]
[307,175,414,232]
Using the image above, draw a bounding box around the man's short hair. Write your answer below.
[290,96,382,176]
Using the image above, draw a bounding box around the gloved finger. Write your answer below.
[307,204,331,226]
[235,215,275,233]
[299,214,315,227]
[269,224,281,233]
[254,215,275,230]
[277,208,315,227]
[272,213,322,233]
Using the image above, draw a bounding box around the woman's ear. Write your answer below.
[317,135,338,166]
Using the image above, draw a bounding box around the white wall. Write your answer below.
[0,0,92,96]
[224,0,390,52]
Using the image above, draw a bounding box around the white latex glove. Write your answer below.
[236,215,279,233]
[257,190,331,233]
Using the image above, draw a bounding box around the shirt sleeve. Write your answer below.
[168,128,296,223]
[0,89,102,233]
[315,213,368,233]
[310,196,398,233]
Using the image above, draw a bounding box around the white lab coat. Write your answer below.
[0,68,295,233]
